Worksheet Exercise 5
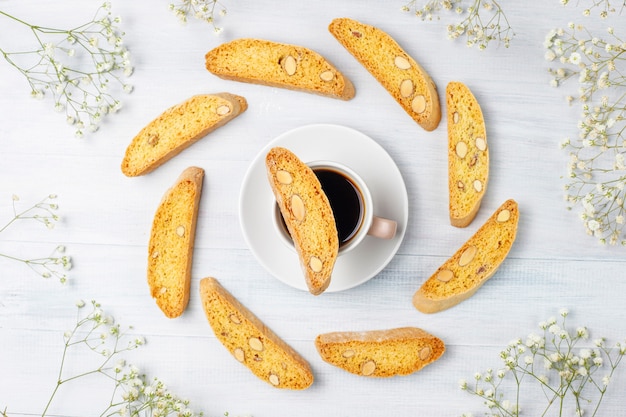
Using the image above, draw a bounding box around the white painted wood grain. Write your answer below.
[2,1,626,416]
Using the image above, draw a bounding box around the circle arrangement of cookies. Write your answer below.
[123,17,519,388]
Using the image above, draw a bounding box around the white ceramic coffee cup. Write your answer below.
[273,160,397,255]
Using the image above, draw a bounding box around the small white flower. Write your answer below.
[501,400,512,412]
[587,219,600,231]
[545,358,553,369]
[31,90,45,100]
[114,359,126,373]
[569,52,582,65]
[508,338,522,347]
[43,43,55,57]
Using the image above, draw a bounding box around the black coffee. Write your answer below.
[313,168,363,246]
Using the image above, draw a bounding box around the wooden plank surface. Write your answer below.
[2,1,626,416]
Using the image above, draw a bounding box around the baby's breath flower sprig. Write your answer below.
[402,0,514,49]
[114,372,203,417]
[559,0,626,19]
[0,194,71,283]
[41,300,144,417]
[0,2,133,138]
[3,299,204,417]
[460,309,626,417]
[546,23,626,245]
[402,0,460,21]
[168,0,228,35]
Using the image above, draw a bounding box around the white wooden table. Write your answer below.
[2,1,626,416]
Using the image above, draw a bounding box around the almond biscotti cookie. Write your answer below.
[329,17,441,131]
[413,199,519,314]
[200,277,314,390]
[121,93,247,177]
[447,82,489,227]
[315,327,445,377]
[205,38,355,100]
[265,147,338,295]
[147,166,204,318]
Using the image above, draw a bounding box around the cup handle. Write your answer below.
[367,216,397,240]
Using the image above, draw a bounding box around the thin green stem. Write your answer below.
[0,4,132,137]
[0,10,34,27]
[41,332,72,417]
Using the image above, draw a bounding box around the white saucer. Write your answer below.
[239,124,408,292]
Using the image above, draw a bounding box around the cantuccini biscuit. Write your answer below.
[447,81,489,227]
[121,93,247,177]
[147,166,204,318]
[315,327,445,377]
[205,38,355,100]
[413,199,519,314]
[200,277,314,389]
[329,17,441,131]
[265,147,339,295]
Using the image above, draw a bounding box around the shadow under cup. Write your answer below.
[273,163,367,254]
